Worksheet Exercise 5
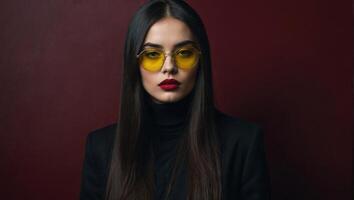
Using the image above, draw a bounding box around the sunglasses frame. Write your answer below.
[136,44,202,72]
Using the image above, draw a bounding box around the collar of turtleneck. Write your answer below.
[146,92,192,135]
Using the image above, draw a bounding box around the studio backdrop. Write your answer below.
[0,0,351,199]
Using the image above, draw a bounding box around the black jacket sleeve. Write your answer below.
[239,126,271,200]
[80,133,105,200]
[79,125,116,200]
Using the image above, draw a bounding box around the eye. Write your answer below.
[144,50,162,59]
[177,49,193,58]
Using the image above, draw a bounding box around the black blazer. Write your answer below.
[80,110,271,200]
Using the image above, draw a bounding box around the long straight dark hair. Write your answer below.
[105,0,222,199]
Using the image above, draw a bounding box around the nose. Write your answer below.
[161,54,177,74]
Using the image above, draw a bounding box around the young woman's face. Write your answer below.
[139,17,199,104]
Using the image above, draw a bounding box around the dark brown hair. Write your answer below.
[105,0,221,199]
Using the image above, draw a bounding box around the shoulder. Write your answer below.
[85,123,117,167]
[214,110,271,198]
[87,123,117,145]
[80,124,117,198]
[214,109,262,137]
[214,109,264,151]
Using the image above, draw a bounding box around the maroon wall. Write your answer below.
[1,0,351,199]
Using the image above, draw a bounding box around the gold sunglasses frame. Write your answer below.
[136,45,202,71]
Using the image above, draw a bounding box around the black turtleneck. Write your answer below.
[146,94,192,200]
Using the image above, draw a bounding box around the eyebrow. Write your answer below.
[142,40,197,50]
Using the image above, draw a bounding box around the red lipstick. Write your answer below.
[158,79,181,91]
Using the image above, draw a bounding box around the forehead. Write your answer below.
[144,17,194,49]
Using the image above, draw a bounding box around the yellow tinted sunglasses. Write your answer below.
[137,45,201,72]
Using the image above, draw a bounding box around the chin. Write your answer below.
[153,93,184,104]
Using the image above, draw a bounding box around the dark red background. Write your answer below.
[1,0,351,199]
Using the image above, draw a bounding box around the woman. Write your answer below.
[80,0,271,199]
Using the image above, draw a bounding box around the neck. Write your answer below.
[146,93,193,129]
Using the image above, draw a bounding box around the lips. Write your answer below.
[158,79,181,86]
[158,79,181,91]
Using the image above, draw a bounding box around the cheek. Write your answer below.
[184,68,198,87]
[140,69,156,90]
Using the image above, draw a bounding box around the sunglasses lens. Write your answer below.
[138,46,200,72]
[139,49,164,72]
[175,47,199,69]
